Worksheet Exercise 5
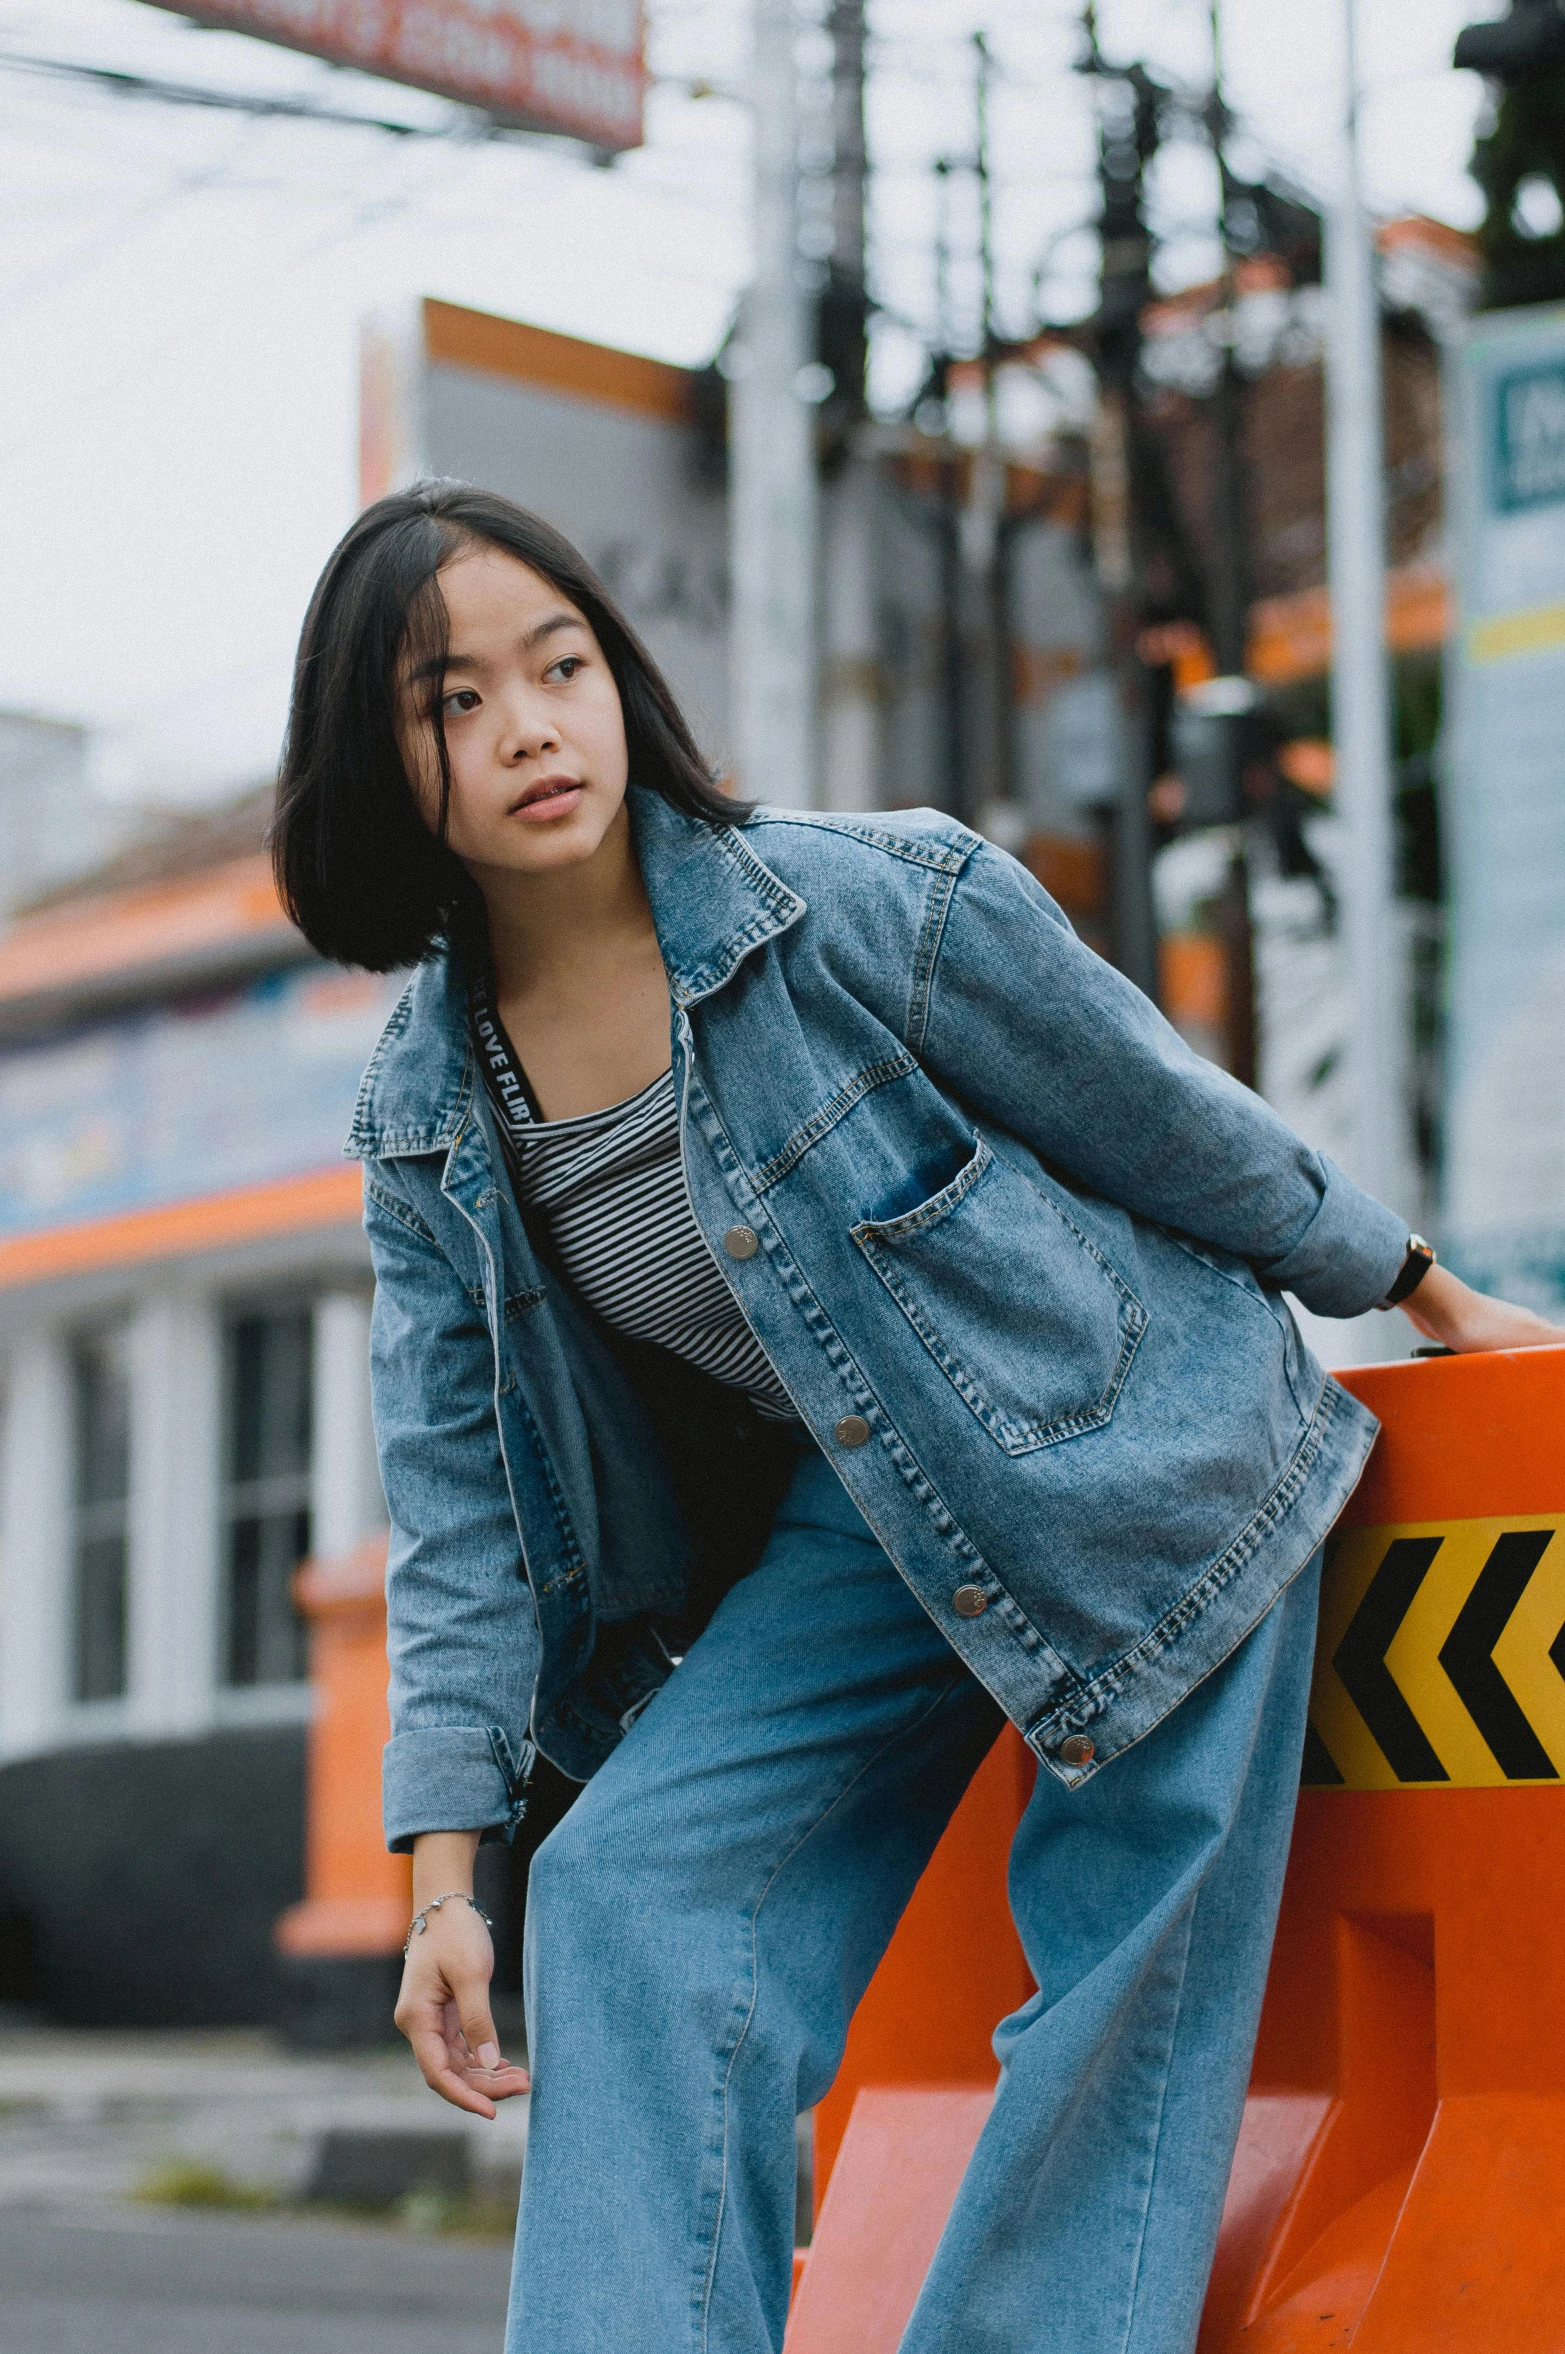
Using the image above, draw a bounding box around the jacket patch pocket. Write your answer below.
[850,1138,1146,1455]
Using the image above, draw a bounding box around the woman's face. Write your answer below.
[400,543,631,883]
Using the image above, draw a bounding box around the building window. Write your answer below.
[222,1306,312,1687]
[71,1323,133,1703]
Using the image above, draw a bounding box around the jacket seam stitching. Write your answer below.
[749,1052,918,1194]
[363,1173,438,1246]
[742,807,974,873]
[1037,1382,1340,1736]
[906,859,963,1054]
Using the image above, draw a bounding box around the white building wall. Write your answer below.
[126,1292,222,1742]
[0,1258,385,1767]
[0,1329,72,1761]
[312,1291,384,1559]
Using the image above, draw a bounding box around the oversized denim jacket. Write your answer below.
[350,791,1407,1849]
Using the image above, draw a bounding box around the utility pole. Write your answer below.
[827,0,868,418]
[1081,8,1161,999]
[729,0,819,809]
[963,30,1012,821]
[1325,0,1405,1210]
[933,156,970,823]
[1207,0,1257,1087]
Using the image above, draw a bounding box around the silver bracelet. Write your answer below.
[403,1890,493,1958]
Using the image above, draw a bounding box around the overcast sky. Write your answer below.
[0,0,1500,806]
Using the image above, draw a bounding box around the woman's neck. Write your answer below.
[477,800,652,999]
[472,799,673,1121]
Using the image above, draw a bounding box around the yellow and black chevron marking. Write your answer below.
[1305,1516,1565,1789]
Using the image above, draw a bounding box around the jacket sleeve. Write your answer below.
[363,1170,541,1852]
[916,840,1409,1320]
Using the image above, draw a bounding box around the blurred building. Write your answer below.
[0,792,396,2024]
[365,298,1116,938]
[0,713,142,919]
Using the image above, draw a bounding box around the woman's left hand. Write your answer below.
[1401,1262,1565,1355]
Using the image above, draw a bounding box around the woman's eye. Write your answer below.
[548,655,584,682]
[441,688,481,716]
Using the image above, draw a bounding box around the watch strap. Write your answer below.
[1379,1235,1437,1310]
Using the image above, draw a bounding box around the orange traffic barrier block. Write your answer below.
[787,2090,992,2353]
[791,1346,1565,2348]
[810,1724,1034,2197]
[1201,1342,1565,2350]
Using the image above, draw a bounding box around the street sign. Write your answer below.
[145,0,645,149]
[1492,355,1565,513]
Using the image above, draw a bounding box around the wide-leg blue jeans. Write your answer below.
[508,1441,1320,2354]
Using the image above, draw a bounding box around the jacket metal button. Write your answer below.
[951,1583,988,1618]
[1058,1733,1095,1767]
[723,1226,760,1259]
[833,1414,871,1448]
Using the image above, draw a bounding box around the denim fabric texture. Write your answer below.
[349,790,1405,1846]
[509,1443,1322,2354]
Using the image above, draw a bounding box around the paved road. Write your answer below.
[0,2206,511,2354]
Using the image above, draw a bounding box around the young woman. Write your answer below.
[273,481,1556,2354]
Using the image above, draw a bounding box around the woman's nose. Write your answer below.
[497,690,558,762]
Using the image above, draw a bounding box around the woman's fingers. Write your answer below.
[398,1993,502,2118]
[453,1984,503,2074]
[444,1996,531,2099]
[393,1912,528,2114]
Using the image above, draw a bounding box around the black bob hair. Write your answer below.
[271,480,740,972]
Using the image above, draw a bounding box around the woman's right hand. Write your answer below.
[396,1837,530,2118]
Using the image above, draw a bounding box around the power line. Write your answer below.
[0,46,473,135]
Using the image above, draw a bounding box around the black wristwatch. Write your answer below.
[1378,1234,1437,1310]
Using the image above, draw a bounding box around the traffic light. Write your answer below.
[1458,1,1565,307]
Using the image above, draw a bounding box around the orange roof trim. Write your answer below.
[0,1166,364,1291]
[423,299,694,425]
[0,852,300,1014]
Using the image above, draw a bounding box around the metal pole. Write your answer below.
[962,31,1009,819]
[933,157,969,824]
[829,0,868,408]
[730,0,819,809]
[1207,0,1257,1087]
[1324,0,1403,1208]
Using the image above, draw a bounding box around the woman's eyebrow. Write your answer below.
[522,610,587,650]
[408,612,583,688]
[409,651,461,685]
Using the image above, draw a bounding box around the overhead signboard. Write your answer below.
[148,0,645,149]
[1443,300,1565,1313]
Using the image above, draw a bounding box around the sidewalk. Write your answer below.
[0,2018,521,2353]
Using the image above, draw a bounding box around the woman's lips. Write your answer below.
[509,778,585,821]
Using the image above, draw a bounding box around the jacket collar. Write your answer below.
[629,788,805,1011]
[347,790,805,1159]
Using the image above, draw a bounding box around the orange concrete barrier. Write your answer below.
[810,1725,1034,2194]
[789,1345,1565,2350]
[788,2090,993,2352]
[1202,1342,1565,2350]
[274,1535,410,2043]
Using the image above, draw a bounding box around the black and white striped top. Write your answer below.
[470,979,798,1424]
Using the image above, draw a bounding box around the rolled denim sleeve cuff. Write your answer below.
[1259,1157,1410,1319]
[382,1725,534,1855]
